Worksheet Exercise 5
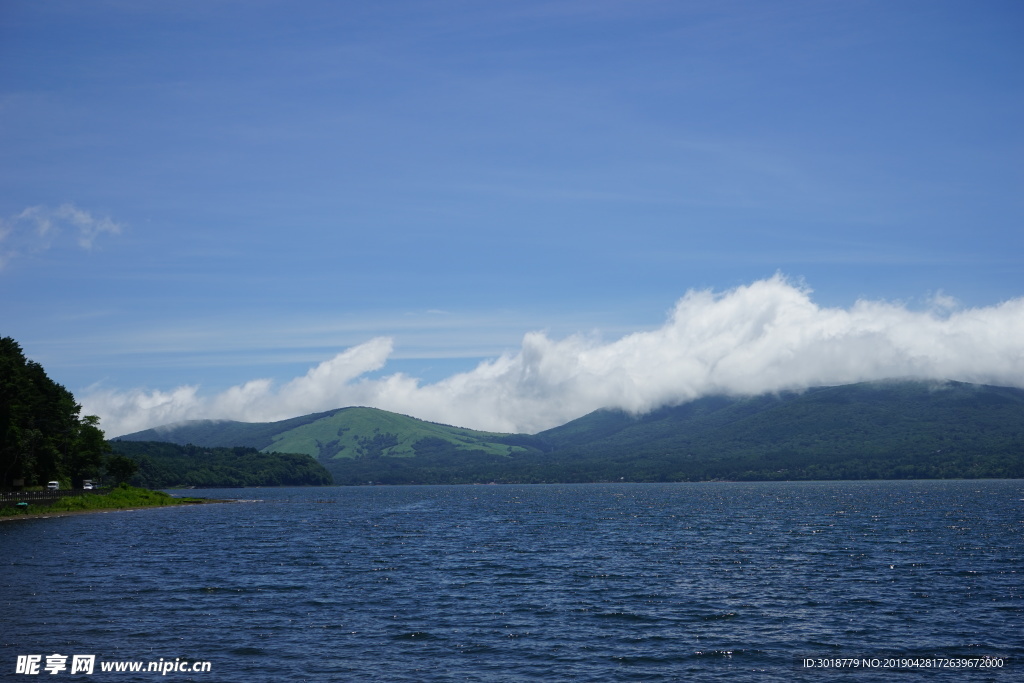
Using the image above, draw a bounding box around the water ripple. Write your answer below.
[2,481,1021,681]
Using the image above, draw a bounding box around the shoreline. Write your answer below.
[0,498,233,522]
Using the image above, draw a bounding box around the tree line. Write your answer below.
[2,336,335,490]
[109,440,333,488]
[0,336,137,489]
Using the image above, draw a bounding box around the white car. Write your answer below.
[47,481,60,491]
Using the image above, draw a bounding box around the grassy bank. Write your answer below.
[0,484,208,518]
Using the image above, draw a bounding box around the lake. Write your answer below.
[2,480,1021,681]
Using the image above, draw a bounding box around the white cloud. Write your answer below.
[0,203,122,268]
[83,275,1024,437]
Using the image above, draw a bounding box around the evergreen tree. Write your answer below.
[0,336,109,489]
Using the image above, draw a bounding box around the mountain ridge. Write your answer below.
[114,380,1024,483]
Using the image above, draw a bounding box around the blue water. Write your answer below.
[2,481,1021,681]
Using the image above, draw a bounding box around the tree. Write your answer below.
[1,336,112,489]
[71,415,110,487]
[105,454,139,485]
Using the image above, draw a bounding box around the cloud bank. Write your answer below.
[0,204,122,269]
[84,275,1024,437]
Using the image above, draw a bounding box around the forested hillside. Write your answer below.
[120,381,1024,484]
[109,441,333,488]
[530,381,1024,481]
[117,406,542,459]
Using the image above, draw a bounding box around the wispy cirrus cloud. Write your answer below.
[0,203,123,269]
[83,275,1024,437]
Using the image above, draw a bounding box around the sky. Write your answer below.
[2,0,1022,437]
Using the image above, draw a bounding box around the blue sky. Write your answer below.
[2,1,1023,435]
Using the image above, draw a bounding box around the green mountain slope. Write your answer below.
[116,407,547,484]
[262,406,536,460]
[114,408,342,451]
[116,381,1024,484]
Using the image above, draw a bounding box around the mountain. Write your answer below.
[533,380,1024,481]
[115,406,547,484]
[115,381,1024,484]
